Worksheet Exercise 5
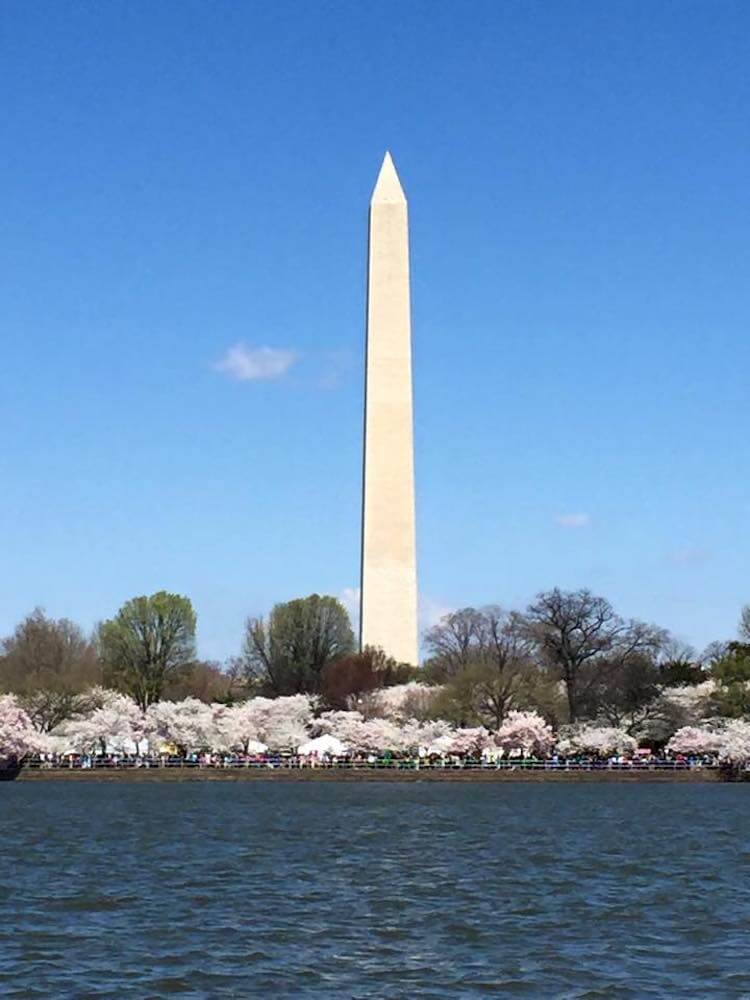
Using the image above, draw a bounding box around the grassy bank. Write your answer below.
[17,767,721,783]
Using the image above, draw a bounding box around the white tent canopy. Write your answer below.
[424,735,454,757]
[298,734,348,757]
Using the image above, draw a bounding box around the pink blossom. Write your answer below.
[495,711,554,755]
[666,725,723,757]
[667,721,750,762]
[359,683,437,720]
[0,694,44,759]
[448,727,492,756]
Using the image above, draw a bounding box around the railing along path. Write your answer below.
[24,758,718,772]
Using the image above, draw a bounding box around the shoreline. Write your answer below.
[16,767,722,783]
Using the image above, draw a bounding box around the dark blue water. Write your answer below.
[1,781,749,998]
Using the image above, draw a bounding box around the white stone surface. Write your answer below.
[359,153,418,666]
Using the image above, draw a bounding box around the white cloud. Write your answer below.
[554,512,591,528]
[214,343,297,381]
[419,595,454,631]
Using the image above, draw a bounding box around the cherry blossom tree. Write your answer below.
[556,724,637,758]
[666,720,750,764]
[413,719,453,751]
[211,703,268,754]
[0,694,45,760]
[495,710,554,756]
[317,711,391,753]
[666,725,723,757]
[448,727,492,756]
[388,719,424,754]
[243,694,316,751]
[356,717,404,753]
[60,695,145,755]
[716,719,750,764]
[659,681,715,723]
[632,679,716,744]
[358,683,437,721]
[424,733,455,756]
[145,698,216,754]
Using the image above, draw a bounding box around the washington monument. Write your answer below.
[359,152,418,666]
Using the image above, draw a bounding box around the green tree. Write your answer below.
[0,608,101,731]
[656,638,704,687]
[242,594,355,695]
[710,642,750,718]
[98,592,197,710]
[658,657,705,687]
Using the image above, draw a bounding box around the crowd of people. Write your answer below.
[24,748,722,772]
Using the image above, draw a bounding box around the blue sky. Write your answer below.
[2,1,748,660]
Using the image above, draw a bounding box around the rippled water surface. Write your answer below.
[2,781,750,998]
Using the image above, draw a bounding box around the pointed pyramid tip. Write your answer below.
[371,151,406,205]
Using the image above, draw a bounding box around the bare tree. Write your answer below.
[520,588,666,722]
[0,608,101,731]
[740,606,750,644]
[578,652,662,732]
[321,646,413,710]
[424,606,554,728]
[423,608,488,678]
[656,636,704,687]
[162,660,238,703]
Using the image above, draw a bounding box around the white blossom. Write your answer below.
[666,725,723,757]
[495,711,554,755]
[0,694,45,759]
[59,698,145,754]
[246,694,317,751]
[716,719,750,764]
[211,703,268,753]
[145,698,216,753]
[556,724,637,757]
[359,683,437,720]
[667,720,750,763]
[448,727,492,756]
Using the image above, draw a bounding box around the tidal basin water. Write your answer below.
[2,782,749,998]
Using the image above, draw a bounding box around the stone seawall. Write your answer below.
[17,767,721,783]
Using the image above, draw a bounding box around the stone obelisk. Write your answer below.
[359,152,418,665]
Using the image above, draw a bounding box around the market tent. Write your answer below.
[298,734,348,757]
[424,735,454,756]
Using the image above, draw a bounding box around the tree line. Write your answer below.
[1,588,749,745]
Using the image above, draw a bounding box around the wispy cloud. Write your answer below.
[554,512,591,528]
[339,587,453,640]
[339,587,360,631]
[419,595,454,631]
[317,349,355,390]
[214,343,297,381]
[666,547,711,568]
